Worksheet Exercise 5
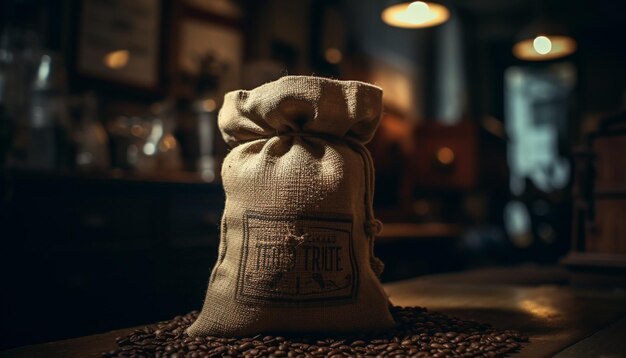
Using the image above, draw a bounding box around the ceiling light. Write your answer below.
[513,34,576,61]
[382,1,450,29]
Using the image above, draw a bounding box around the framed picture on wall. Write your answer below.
[76,0,163,91]
[170,1,244,98]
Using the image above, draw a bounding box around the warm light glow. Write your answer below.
[201,99,217,112]
[436,146,455,165]
[325,48,343,64]
[533,36,552,54]
[159,135,177,152]
[513,35,576,61]
[518,299,558,319]
[382,1,450,28]
[104,50,130,69]
[130,124,144,137]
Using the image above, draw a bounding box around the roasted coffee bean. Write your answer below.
[373,344,387,351]
[239,342,255,351]
[329,341,343,348]
[316,347,330,354]
[102,307,527,358]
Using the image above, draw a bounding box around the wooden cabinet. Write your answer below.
[563,112,626,287]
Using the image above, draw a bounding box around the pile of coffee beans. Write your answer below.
[102,306,528,357]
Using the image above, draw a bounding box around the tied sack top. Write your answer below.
[219,75,383,145]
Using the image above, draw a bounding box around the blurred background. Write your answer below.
[1,0,625,350]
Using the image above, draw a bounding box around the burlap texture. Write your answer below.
[187,76,394,337]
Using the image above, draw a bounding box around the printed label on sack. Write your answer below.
[236,211,358,304]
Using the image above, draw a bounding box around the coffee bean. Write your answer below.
[316,347,329,354]
[329,341,343,348]
[239,342,255,351]
[338,345,350,352]
[209,346,227,354]
[102,307,528,358]
[374,344,387,351]
[386,342,399,350]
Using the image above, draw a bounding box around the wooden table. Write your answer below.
[3,267,626,358]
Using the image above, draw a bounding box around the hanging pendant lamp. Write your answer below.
[382,1,450,29]
[513,7,576,61]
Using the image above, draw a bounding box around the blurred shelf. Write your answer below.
[5,168,221,187]
[378,222,464,241]
[561,252,626,288]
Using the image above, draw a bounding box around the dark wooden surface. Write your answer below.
[554,316,626,358]
[2,267,626,358]
[385,275,626,357]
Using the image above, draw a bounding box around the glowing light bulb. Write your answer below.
[407,1,430,21]
[533,36,552,55]
[513,35,576,60]
[381,1,450,28]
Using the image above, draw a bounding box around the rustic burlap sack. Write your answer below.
[187,75,394,337]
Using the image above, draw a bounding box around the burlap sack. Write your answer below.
[187,76,394,337]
